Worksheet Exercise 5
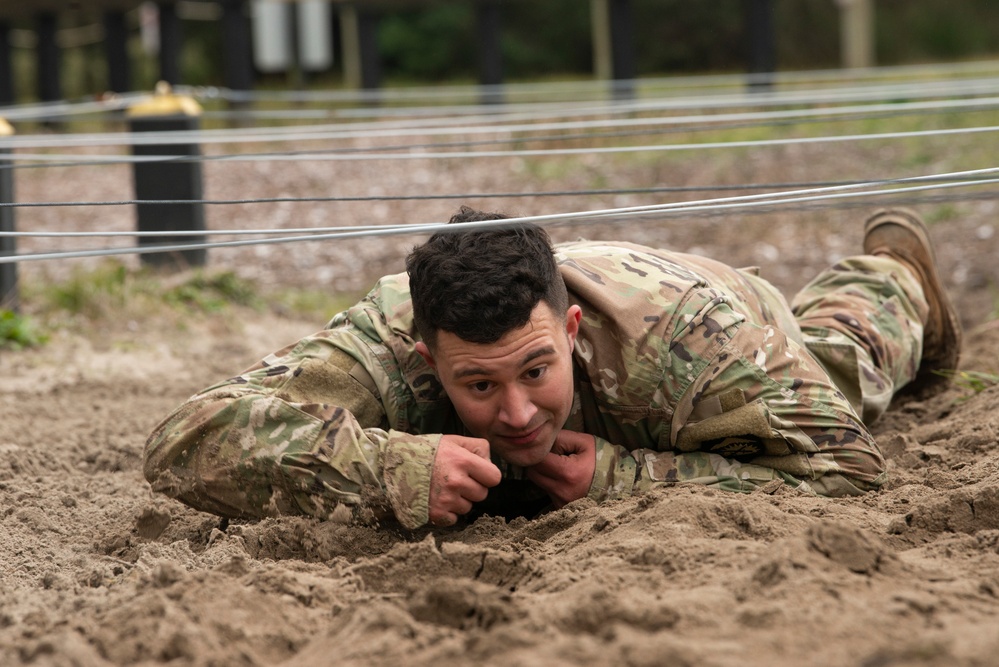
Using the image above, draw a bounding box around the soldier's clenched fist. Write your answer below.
[428,435,502,527]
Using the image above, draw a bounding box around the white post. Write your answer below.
[836,0,874,69]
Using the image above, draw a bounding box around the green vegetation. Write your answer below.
[0,309,48,350]
[162,270,261,313]
[8,0,999,102]
[45,262,133,319]
[5,261,356,350]
[936,369,999,397]
[40,261,264,320]
[378,0,999,84]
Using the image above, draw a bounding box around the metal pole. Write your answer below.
[745,0,776,92]
[0,117,16,311]
[608,0,635,100]
[476,0,504,105]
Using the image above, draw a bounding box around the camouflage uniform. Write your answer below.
[144,241,927,529]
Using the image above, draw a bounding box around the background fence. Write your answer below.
[3,57,999,325]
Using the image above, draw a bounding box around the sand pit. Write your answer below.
[1,297,998,667]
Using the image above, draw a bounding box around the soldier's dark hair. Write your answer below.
[406,205,568,349]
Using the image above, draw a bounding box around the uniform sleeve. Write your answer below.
[143,329,439,530]
[585,293,886,501]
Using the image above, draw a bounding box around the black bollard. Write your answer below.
[1,117,16,311]
[127,82,206,269]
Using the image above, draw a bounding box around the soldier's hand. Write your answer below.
[428,435,502,527]
[526,429,596,508]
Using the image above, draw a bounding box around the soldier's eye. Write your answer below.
[525,366,546,380]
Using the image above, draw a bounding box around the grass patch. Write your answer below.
[936,369,999,399]
[0,309,48,350]
[39,261,263,321]
[11,261,358,347]
[162,271,262,313]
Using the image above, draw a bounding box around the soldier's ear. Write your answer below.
[565,305,582,351]
[415,341,436,369]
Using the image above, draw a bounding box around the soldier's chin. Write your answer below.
[495,441,553,468]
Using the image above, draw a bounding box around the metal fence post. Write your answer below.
[127,82,206,269]
[476,0,504,105]
[1,117,16,311]
[745,0,776,92]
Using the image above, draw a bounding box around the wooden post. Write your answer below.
[476,0,503,104]
[128,83,206,269]
[36,12,61,102]
[104,10,131,93]
[339,5,361,89]
[0,21,13,105]
[0,117,16,311]
[837,0,874,69]
[591,0,611,81]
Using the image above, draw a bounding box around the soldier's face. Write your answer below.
[417,303,581,467]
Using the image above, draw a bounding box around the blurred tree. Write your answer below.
[379,4,478,81]
[500,0,592,78]
[633,0,745,74]
[776,1,840,70]
[9,0,999,99]
[877,0,999,63]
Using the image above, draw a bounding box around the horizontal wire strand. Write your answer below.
[3,169,997,264]
[4,173,999,218]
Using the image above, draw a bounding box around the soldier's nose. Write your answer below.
[498,387,537,430]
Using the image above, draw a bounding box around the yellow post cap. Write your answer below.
[0,117,12,136]
[127,81,202,118]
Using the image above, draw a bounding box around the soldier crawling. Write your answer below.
[144,206,961,529]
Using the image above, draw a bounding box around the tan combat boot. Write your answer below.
[863,208,962,390]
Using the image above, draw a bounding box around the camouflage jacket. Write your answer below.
[144,241,883,529]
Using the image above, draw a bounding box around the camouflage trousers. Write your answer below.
[654,255,927,497]
[792,255,927,424]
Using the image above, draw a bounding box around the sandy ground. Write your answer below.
[3,312,999,667]
[3,106,999,666]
